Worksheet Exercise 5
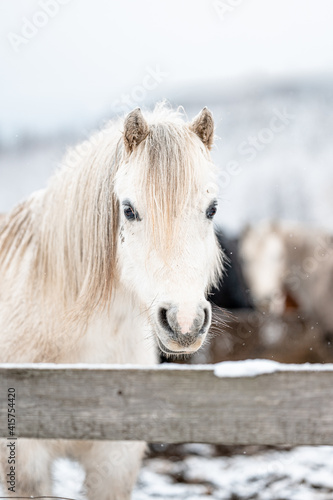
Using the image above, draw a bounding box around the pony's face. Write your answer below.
[114,108,221,355]
[239,222,286,314]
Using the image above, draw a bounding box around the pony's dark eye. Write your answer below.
[206,202,217,220]
[124,206,136,221]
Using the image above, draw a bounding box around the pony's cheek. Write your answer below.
[118,238,151,291]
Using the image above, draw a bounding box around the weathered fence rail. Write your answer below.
[0,362,332,445]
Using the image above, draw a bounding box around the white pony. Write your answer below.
[239,220,333,333]
[0,104,222,499]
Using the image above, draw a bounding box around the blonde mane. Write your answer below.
[0,104,215,323]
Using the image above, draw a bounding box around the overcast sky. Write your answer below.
[1,0,332,138]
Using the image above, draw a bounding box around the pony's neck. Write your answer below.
[60,284,157,365]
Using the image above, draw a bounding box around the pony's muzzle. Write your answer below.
[157,303,211,352]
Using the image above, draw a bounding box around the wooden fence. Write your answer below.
[1,363,332,445]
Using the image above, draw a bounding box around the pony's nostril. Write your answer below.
[201,307,210,332]
[158,307,173,334]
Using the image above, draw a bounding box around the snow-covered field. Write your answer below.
[2,440,333,499]
[48,444,333,499]
[137,445,333,500]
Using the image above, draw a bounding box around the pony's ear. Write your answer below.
[123,108,149,153]
[190,107,214,149]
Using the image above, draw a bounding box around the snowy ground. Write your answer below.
[1,443,333,499]
[50,444,333,499]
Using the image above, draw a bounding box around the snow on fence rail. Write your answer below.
[1,360,333,445]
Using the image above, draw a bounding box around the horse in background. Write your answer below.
[0,104,222,499]
[239,220,333,336]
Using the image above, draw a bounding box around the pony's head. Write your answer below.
[114,105,222,355]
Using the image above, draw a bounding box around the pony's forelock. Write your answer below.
[132,109,213,256]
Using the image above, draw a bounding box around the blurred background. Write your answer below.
[1,1,333,498]
[1,0,333,234]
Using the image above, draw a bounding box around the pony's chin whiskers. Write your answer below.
[211,304,234,325]
[158,346,194,361]
[142,329,155,344]
[203,304,233,345]
[136,294,159,319]
[145,337,157,353]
